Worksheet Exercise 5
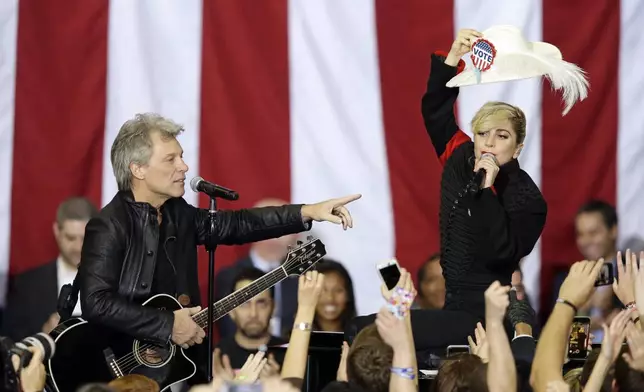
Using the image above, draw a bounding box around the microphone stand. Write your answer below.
[206,196,218,382]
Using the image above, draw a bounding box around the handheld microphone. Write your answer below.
[190,177,239,201]
[468,153,496,194]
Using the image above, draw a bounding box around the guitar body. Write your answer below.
[47,236,326,392]
[47,294,195,392]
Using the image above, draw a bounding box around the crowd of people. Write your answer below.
[5,26,644,392]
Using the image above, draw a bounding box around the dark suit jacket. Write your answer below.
[214,255,299,339]
[511,335,536,392]
[2,260,59,341]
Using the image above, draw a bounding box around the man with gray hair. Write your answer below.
[77,113,361,385]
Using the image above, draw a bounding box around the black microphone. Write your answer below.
[468,153,496,194]
[190,177,239,201]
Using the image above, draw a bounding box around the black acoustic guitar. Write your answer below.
[46,236,325,392]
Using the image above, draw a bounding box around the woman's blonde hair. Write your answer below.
[563,367,583,392]
[470,101,526,145]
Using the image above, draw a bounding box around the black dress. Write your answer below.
[344,52,547,354]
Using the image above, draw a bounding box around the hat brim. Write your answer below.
[446,41,562,87]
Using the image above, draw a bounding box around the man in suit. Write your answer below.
[214,198,299,339]
[2,197,98,341]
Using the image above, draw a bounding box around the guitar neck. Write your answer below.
[193,267,288,329]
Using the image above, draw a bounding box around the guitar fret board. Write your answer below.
[193,268,287,328]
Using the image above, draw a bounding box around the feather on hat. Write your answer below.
[446,25,589,115]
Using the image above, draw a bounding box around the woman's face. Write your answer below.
[315,271,348,325]
[473,117,522,166]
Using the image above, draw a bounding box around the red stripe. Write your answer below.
[10,0,108,275]
[439,131,471,165]
[199,1,290,302]
[540,0,620,312]
[375,0,454,278]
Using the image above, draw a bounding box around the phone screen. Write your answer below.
[568,318,590,360]
[379,263,401,290]
[446,345,471,357]
[595,262,614,287]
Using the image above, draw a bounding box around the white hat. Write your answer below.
[446,25,589,115]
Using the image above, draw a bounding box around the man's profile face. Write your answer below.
[137,131,189,199]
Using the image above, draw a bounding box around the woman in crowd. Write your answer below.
[312,259,357,332]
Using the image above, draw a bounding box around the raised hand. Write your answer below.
[631,252,644,312]
[600,308,632,362]
[558,259,605,311]
[301,194,362,230]
[375,306,410,349]
[297,270,325,309]
[613,250,636,305]
[336,341,349,382]
[212,348,234,381]
[468,322,489,363]
[507,289,536,329]
[446,28,483,66]
[259,353,281,380]
[623,325,644,371]
[380,267,417,303]
[213,349,269,384]
[235,351,268,384]
[485,281,511,322]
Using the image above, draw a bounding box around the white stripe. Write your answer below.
[103,0,203,206]
[0,0,19,306]
[289,0,393,316]
[453,0,544,310]
[617,0,644,251]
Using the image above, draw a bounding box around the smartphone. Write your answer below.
[446,345,471,357]
[568,316,591,360]
[595,262,614,287]
[377,258,402,290]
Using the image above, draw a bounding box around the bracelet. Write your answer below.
[293,322,312,331]
[390,367,415,380]
[556,298,578,313]
[625,301,637,310]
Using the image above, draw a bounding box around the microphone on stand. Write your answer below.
[189,176,239,383]
[190,177,239,201]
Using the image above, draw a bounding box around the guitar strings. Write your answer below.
[112,250,319,373]
[113,260,301,373]
[113,270,286,373]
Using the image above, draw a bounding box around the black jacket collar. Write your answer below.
[117,190,177,237]
[495,158,520,193]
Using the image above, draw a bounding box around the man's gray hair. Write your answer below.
[110,113,184,191]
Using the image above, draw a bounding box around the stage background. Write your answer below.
[1,0,643,316]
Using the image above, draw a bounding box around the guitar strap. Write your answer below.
[57,274,81,322]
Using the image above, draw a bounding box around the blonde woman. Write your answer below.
[421,28,547,323]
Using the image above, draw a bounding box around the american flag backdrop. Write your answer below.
[1,0,644,317]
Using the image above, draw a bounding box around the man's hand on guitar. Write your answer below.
[172,306,205,349]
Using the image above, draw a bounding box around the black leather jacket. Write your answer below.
[78,190,311,344]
